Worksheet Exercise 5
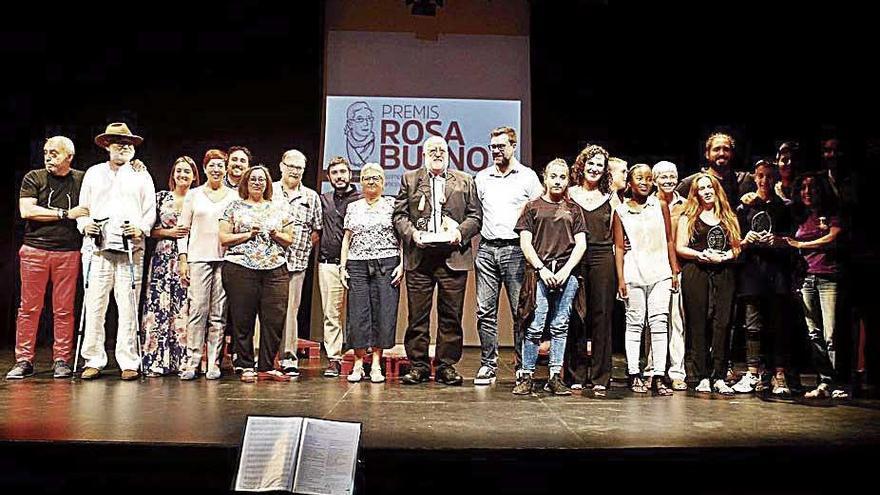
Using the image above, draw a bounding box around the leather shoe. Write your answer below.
[400,367,430,385]
[435,366,463,386]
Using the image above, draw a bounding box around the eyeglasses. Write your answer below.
[488,144,508,151]
[248,177,268,184]
[361,176,383,183]
[426,148,447,157]
[281,162,305,170]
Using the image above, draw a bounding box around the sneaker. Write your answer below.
[205,369,222,380]
[570,383,584,391]
[179,369,197,381]
[512,373,534,395]
[280,355,299,376]
[544,374,572,396]
[474,365,496,386]
[713,379,735,395]
[281,359,300,377]
[52,360,72,379]
[6,361,34,380]
[771,372,790,396]
[732,372,759,393]
[323,360,341,378]
[695,378,711,393]
[370,365,385,383]
[347,364,365,383]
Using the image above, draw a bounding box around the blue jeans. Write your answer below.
[801,274,838,384]
[475,242,526,369]
[522,275,579,375]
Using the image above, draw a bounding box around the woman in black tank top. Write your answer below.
[675,173,741,395]
[565,144,617,395]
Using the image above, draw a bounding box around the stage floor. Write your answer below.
[2,348,879,452]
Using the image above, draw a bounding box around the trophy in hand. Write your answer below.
[419,215,460,244]
[706,225,728,257]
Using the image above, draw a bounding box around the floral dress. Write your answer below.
[141,190,189,375]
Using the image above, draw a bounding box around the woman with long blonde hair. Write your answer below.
[676,173,741,395]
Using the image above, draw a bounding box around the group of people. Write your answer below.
[8,123,854,400]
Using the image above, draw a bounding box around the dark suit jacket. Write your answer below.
[393,168,482,271]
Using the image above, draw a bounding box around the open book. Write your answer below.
[234,416,361,494]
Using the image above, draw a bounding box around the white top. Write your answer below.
[76,161,156,253]
[427,172,446,234]
[615,195,672,286]
[475,161,543,240]
[177,185,238,262]
[344,197,398,260]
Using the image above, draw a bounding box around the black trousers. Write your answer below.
[565,247,616,387]
[741,294,790,371]
[682,262,735,381]
[222,262,289,372]
[404,259,468,372]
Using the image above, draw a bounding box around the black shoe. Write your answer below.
[544,374,572,396]
[52,360,72,379]
[401,367,431,385]
[435,366,463,386]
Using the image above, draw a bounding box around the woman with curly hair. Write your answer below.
[565,144,617,396]
[676,173,741,395]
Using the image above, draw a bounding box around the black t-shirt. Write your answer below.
[736,197,793,296]
[515,197,586,266]
[20,168,85,251]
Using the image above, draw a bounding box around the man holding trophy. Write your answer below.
[393,136,482,386]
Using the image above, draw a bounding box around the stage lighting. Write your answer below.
[406,0,444,17]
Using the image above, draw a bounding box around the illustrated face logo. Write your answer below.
[344,101,376,166]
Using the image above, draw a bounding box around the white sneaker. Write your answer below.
[347,365,365,383]
[713,379,735,395]
[695,378,711,393]
[474,365,496,385]
[571,383,583,390]
[370,366,385,383]
[732,372,759,393]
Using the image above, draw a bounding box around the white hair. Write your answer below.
[360,162,384,180]
[652,160,678,179]
[281,149,306,165]
[45,136,75,156]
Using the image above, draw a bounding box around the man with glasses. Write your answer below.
[394,135,482,385]
[7,136,89,379]
[473,126,542,385]
[77,123,156,380]
[316,156,362,378]
[273,150,322,377]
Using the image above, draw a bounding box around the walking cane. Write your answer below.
[72,249,93,378]
[122,221,144,377]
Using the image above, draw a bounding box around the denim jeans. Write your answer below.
[522,275,579,376]
[801,274,838,384]
[475,242,525,369]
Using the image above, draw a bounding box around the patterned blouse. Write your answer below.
[221,199,292,270]
[344,196,399,260]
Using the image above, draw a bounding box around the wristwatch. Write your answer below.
[57,208,68,219]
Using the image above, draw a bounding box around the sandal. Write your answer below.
[592,384,607,397]
[240,369,258,383]
[831,388,849,399]
[629,375,648,394]
[671,379,688,391]
[653,377,673,396]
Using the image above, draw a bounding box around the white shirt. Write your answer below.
[177,185,238,262]
[76,161,156,252]
[475,161,542,240]
[616,195,672,286]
